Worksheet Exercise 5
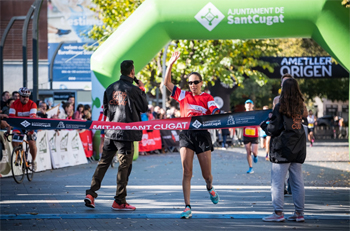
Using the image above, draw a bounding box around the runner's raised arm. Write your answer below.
[163,51,180,93]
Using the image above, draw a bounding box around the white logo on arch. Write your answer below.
[195,2,225,31]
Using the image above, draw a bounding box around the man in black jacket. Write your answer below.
[85,60,148,211]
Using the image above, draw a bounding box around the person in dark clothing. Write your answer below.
[1,91,10,110]
[85,60,148,211]
[261,78,308,222]
[1,98,14,115]
[37,102,48,118]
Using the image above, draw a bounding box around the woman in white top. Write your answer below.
[307,110,317,147]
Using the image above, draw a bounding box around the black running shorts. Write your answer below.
[179,130,213,154]
[243,136,259,144]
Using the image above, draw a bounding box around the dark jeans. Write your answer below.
[222,135,227,147]
[86,139,134,204]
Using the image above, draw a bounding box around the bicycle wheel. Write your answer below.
[11,146,25,184]
[26,151,34,181]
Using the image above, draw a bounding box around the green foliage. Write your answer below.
[88,0,145,43]
[231,77,280,110]
[342,0,350,8]
[165,39,280,88]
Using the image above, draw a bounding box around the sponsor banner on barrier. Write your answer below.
[69,130,88,166]
[78,130,94,158]
[139,130,162,152]
[49,130,87,169]
[0,132,12,177]
[34,131,52,172]
[5,110,271,131]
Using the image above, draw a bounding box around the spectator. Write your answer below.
[1,98,14,115]
[74,104,84,120]
[12,91,20,101]
[158,108,166,119]
[36,100,43,108]
[58,101,67,119]
[68,95,75,110]
[169,107,176,118]
[84,110,92,120]
[338,117,346,138]
[261,105,270,160]
[141,111,149,121]
[153,106,160,119]
[1,91,10,109]
[37,102,48,118]
[174,109,181,118]
[83,104,91,120]
[45,98,53,110]
[62,102,74,119]
[166,109,172,118]
[148,105,154,120]
[260,78,307,222]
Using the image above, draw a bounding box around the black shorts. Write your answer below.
[308,128,314,134]
[243,136,259,144]
[103,138,133,155]
[179,130,213,154]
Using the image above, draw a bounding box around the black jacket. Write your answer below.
[103,75,148,141]
[260,103,306,164]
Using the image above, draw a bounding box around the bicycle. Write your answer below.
[5,132,34,184]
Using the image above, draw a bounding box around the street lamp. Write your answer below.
[162,42,177,110]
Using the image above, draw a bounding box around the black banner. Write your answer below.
[259,56,349,79]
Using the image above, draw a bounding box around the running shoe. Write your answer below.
[84,194,95,208]
[265,153,269,161]
[310,143,313,147]
[253,155,258,163]
[262,212,285,222]
[28,160,37,172]
[180,206,192,219]
[111,201,136,211]
[247,167,254,174]
[287,212,305,222]
[208,187,219,204]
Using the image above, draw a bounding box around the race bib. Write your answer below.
[245,128,256,136]
[308,123,314,128]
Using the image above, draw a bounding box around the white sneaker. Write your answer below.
[31,160,37,171]
[287,212,305,222]
[262,212,285,222]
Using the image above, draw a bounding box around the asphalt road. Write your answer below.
[0,140,349,230]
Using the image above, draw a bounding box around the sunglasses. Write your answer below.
[188,80,201,85]
[20,96,29,98]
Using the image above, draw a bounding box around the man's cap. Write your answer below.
[245,99,254,105]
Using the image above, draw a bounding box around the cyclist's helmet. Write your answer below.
[18,87,31,97]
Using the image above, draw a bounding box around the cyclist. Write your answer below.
[9,87,38,170]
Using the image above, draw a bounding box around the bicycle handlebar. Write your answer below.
[4,132,26,142]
